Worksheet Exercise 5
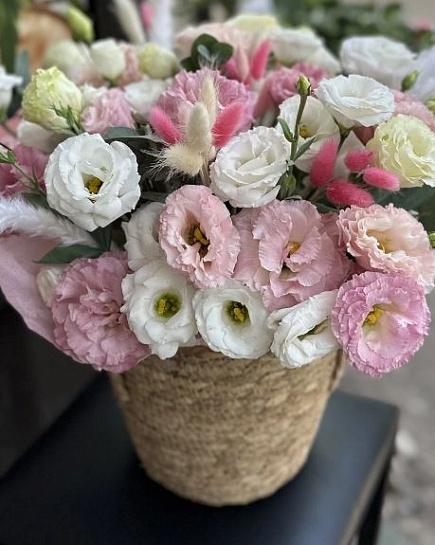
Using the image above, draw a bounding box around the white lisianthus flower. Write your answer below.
[267,290,339,368]
[210,126,291,208]
[43,40,91,76]
[193,282,273,359]
[408,46,435,103]
[271,27,323,65]
[278,96,340,172]
[125,78,168,122]
[36,266,65,307]
[22,67,83,133]
[122,202,164,271]
[44,133,141,231]
[121,260,197,359]
[340,36,415,89]
[316,75,395,129]
[17,120,67,154]
[367,114,435,188]
[90,39,126,82]
[306,46,341,76]
[0,65,22,114]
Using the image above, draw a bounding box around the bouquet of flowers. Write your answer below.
[2,17,434,377]
[2,13,435,505]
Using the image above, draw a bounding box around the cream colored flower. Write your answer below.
[271,27,323,65]
[367,114,435,188]
[22,67,83,132]
[90,39,126,82]
[138,43,179,79]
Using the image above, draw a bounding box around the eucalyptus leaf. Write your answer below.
[104,127,139,141]
[141,191,168,203]
[375,185,435,210]
[38,244,103,264]
[180,57,197,71]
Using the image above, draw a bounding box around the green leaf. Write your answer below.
[104,127,139,141]
[180,57,197,71]
[141,191,168,203]
[24,193,50,209]
[277,118,294,143]
[213,42,233,66]
[90,225,113,252]
[197,44,213,63]
[294,137,317,161]
[375,185,435,210]
[0,0,19,73]
[38,244,102,264]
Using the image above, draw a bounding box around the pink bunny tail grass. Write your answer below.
[149,107,182,145]
[344,149,374,173]
[327,180,374,208]
[224,58,239,81]
[310,140,339,187]
[362,167,400,191]
[250,40,271,81]
[212,102,245,148]
[140,1,153,32]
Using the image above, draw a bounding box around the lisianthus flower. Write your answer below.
[393,91,435,132]
[367,114,435,188]
[338,204,435,292]
[278,96,340,172]
[155,68,256,133]
[90,39,126,83]
[193,281,273,359]
[121,259,197,359]
[247,200,350,310]
[210,126,291,208]
[81,88,135,135]
[124,78,168,123]
[52,252,150,373]
[267,290,339,368]
[159,185,240,288]
[44,133,141,231]
[331,271,430,376]
[316,74,395,129]
[122,202,164,271]
[339,36,415,89]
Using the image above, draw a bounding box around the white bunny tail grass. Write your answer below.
[0,198,97,247]
[185,103,213,154]
[163,144,204,177]
[200,76,218,126]
[113,0,146,45]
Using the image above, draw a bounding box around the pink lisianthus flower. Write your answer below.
[0,144,48,197]
[331,271,430,377]
[268,64,326,107]
[81,88,135,135]
[393,90,435,132]
[338,204,435,292]
[155,68,257,132]
[118,44,143,87]
[52,252,150,373]
[159,185,241,288]
[234,200,351,311]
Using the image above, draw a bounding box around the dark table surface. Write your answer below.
[0,373,398,545]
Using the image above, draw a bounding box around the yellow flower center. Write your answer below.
[364,306,384,327]
[287,241,301,256]
[86,176,103,195]
[226,301,250,324]
[299,125,310,139]
[154,292,181,319]
[187,224,209,258]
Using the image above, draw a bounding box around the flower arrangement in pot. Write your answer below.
[1,15,435,506]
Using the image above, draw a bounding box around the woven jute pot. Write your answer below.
[110,347,344,506]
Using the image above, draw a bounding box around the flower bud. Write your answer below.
[296,75,311,97]
[401,70,419,92]
[426,97,435,115]
[91,39,126,82]
[67,6,94,44]
[22,67,83,133]
[138,43,179,79]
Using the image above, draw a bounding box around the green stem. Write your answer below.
[290,94,308,162]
